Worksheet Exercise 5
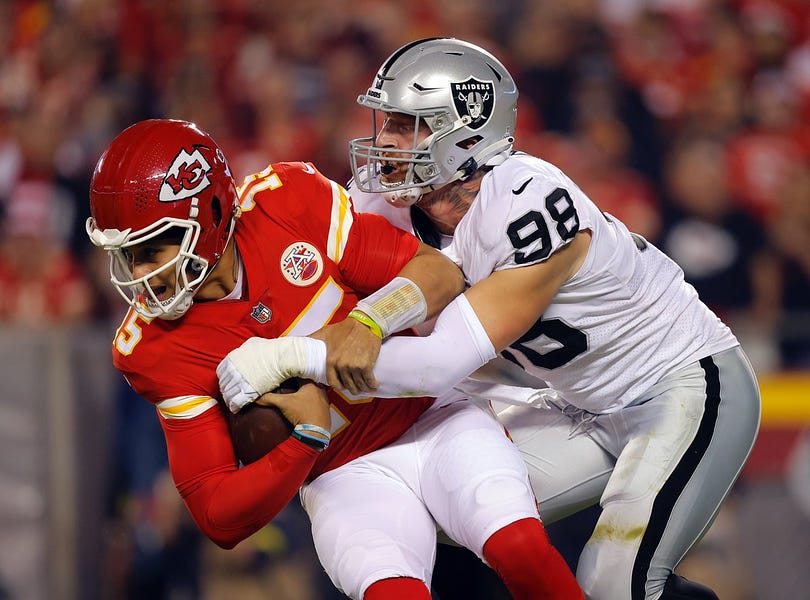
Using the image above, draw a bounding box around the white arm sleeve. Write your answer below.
[369,294,496,398]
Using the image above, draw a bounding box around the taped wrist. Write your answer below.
[354,277,427,338]
[300,338,328,384]
[242,336,326,385]
[217,337,328,414]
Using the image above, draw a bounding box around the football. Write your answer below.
[228,378,300,465]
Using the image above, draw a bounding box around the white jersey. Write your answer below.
[352,159,759,600]
[351,154,739,413]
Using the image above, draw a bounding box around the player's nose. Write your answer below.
[132,263,163,283]
[131,263,148,279]
[375,124,401,148]
[375,132,398,149]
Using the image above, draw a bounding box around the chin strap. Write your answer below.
[390,136,515,206]
[382,135,515,207]
[384,187,424,207]
[462,136,514,177]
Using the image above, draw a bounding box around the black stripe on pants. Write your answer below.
[630,357,721,600]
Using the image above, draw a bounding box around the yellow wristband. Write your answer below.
[348,309,383,338]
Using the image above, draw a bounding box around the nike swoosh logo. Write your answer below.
[413,83,443,92]
[301,163,316,174]
[512,178,533,194]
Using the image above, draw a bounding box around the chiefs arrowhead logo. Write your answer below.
[159,148,212,202]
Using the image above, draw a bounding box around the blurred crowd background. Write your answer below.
[0,0,808,598]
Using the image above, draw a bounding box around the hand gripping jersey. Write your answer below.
[442,153,739,413]
[112,162,432,546]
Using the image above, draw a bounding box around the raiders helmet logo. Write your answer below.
[159,147,212,202]
[451,78,494,130]
[281,241,324,286]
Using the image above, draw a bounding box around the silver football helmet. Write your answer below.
[349,37,518,206]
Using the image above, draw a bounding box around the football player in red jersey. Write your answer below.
[87,119,583,600]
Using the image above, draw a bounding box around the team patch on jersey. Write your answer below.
[451,77,494,130]
[281,241,324,286]
[251,302,272,324]
[159,147,212,202]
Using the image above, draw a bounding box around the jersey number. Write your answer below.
[115,308,151,356]
[507,187,579,264]
[502,317,586,370]
[504,187,585,368]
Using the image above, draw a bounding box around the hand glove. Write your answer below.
[216,336,327,413]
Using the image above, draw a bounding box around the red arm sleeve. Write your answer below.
[338,211,420,294]
[159,407,318,549]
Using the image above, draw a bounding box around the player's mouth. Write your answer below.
[379,160,408,187]
[151,284,171,301]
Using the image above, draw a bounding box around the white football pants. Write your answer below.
[300,397,541,600]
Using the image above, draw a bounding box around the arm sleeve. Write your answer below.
[159,406,318,549]
[369,294,497,398]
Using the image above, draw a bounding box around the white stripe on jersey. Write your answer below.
[327,182,353,264]
[281,276,344,337]
[156,395,218,419]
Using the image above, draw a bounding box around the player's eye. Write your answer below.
[382,115,413,135]
[124,246,160,267]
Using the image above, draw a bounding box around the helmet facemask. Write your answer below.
[349,106,472,206]
[87,214,213,320]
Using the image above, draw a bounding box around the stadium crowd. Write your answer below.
[1,0,808,598]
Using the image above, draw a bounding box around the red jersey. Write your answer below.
[111,162,432,547]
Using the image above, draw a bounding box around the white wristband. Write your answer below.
[355,276,428,337]
[302,337,328,384]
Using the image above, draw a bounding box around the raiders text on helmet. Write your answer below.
[349,37,518,205]
[86,119,239,320]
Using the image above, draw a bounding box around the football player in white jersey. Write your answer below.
[218,38,761,600]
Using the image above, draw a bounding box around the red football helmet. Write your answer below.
[87,119,240,320]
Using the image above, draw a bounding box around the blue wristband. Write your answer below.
[295,424,331,440]
[291,424,330,452]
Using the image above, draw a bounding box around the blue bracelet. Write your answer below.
[295,424,331,440]
[292,424,330,451]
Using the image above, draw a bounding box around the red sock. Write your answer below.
[363,577,431,600]
[483,518,584,599]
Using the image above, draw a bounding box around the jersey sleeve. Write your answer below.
[240,162,356,265]
[448,163,585,282]
[112,309,319,549]
[238,162,420,294]
[338,211,420,294]
[160,405,318,549]
[112,312,225,403]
